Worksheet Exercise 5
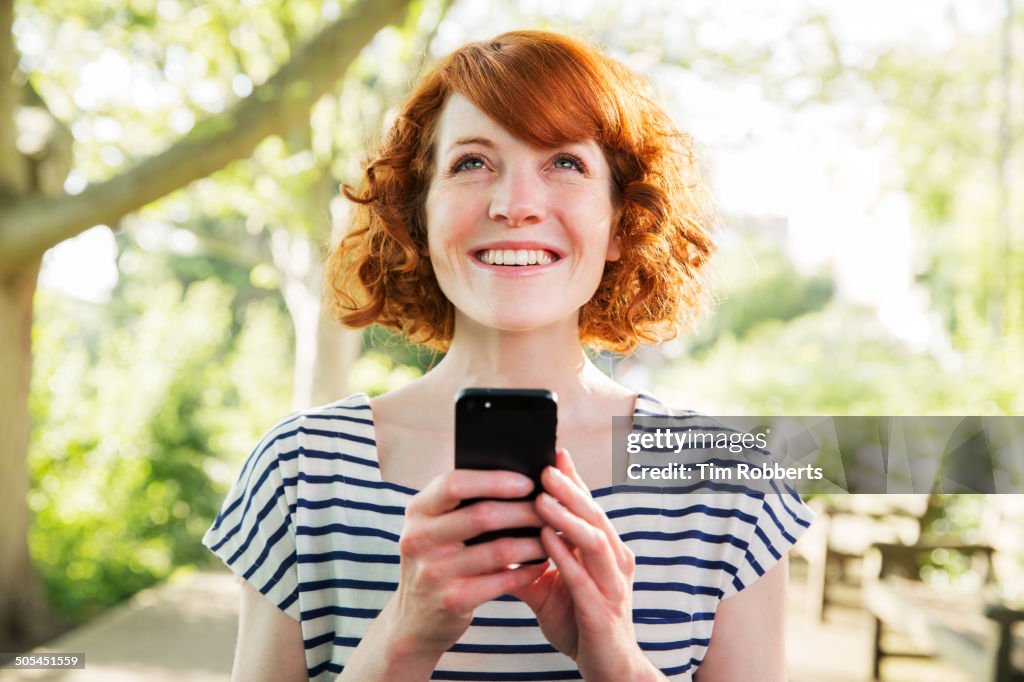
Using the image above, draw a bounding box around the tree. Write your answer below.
[0,0,412,651]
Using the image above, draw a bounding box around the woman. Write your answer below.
[204,30,812,681]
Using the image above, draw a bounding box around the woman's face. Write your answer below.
[424,94,620,336]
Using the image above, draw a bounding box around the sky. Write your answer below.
[35,0,1006,356]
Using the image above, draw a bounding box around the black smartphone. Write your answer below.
[455,387,557,545]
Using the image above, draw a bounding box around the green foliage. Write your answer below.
[863,18,1024,340]
[15,0,335,175]
[16,0,446,626]
[348,349,423,397]
[916,495,990,588]
[662,300,1021,416]
[29,275,293,622]
[686,242,834,357]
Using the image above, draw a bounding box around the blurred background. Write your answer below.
[1,0,1021,680]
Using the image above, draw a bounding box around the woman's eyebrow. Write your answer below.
[446,136,496,152]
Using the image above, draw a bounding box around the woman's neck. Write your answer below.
[418,316,631,424]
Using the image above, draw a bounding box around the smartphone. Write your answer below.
[455,388,557,545]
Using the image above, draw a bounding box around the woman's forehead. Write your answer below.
[433,95,507,149]
[434,94,602,157]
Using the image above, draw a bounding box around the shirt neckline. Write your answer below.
[355,390,652,497]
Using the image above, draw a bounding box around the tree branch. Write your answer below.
[0,0,411,270]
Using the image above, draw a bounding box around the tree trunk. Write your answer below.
[310,158,361,406]
[0,260,60,651]
[313,314,361,405]
[270,226,361,409]
[271,227,318,408]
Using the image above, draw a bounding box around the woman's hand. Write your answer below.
[382,469,550,659]
[511,449,665,682]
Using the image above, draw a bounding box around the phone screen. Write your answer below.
[455,388,557,544]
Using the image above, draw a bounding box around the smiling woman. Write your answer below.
[329,30,716,354]
[423,94,619,336]
[203,30,813,682]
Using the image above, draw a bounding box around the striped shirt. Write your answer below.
[203,392,813,680]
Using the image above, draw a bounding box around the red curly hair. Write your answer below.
[326,30,717,353]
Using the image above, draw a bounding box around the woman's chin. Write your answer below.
[459,309,579,336]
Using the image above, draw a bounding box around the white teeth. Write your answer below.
[477,249,557,266]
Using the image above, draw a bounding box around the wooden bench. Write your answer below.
[795,496,926,621]
[863,542,1024,682]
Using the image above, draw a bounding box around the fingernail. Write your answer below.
[514,476,534,493]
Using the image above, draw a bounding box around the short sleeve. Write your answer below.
[720,487,816,600]
[203,420,301,619]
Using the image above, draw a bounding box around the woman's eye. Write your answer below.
[553,154,587,173]
[451,155,486,173]
[449,153,587,174]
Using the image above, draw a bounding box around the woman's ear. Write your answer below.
[606,234,622,262]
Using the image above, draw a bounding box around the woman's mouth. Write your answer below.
[474,248,560,266]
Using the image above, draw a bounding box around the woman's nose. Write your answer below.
[488,169,546,227]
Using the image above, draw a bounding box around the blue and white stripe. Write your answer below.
[204,393,813,681]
